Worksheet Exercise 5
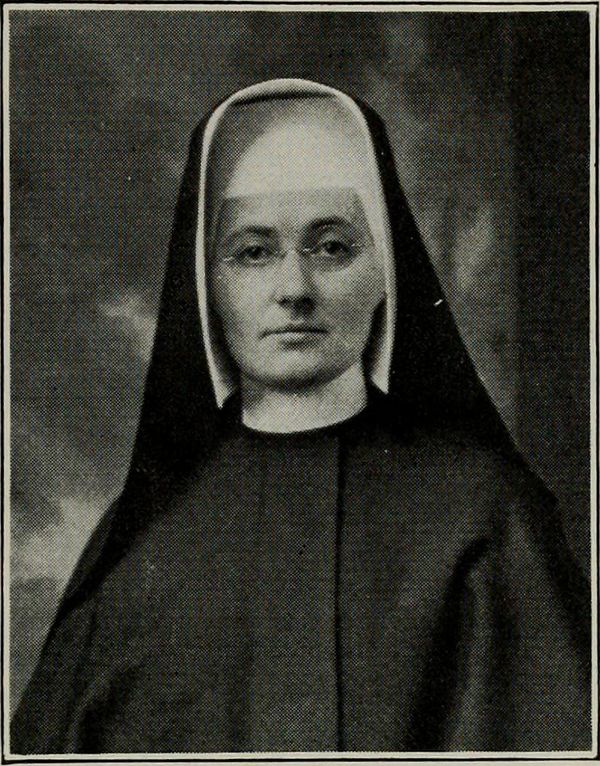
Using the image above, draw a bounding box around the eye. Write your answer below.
[318,239,351,257]
[225,244,274,267]
[310,237,356,266]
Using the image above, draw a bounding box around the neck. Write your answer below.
[241,363,368,433]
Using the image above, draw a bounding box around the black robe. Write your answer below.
[11,83,592,754]
[11,395,590,753]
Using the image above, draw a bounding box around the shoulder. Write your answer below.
[409,425,543,495]
[52,463,207,634]
[359,407,555,534]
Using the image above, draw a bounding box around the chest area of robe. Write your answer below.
[12,419,591,755]
[81,427,501,753]
[94,430,345,752]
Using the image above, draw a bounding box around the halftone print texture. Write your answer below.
[9,7,591,744]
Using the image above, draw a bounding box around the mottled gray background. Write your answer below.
[9,9,591,711]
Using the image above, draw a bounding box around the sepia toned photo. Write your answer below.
[4,3,595,758]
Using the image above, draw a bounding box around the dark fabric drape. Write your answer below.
[11,401,590,753]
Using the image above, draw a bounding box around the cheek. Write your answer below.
[210,271,266,336]
[322,263,385,326]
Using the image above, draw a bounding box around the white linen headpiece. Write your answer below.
[196,79,396,406]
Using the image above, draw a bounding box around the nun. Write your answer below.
[11,79,590,754]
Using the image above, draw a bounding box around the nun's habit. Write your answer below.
[11,79,591,754]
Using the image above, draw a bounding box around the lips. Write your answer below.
[264,326,327,336]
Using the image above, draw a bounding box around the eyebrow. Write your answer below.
[223,226,273,240]
[310,217,355,231]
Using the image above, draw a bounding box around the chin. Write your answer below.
[262,371,325,390]
[253,362,344,391]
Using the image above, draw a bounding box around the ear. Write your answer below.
[207,291,225,327]
[370,257,387,305]
[363,299,387,365]
[204,261,221,315]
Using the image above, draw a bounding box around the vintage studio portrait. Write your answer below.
[8,7,592,756]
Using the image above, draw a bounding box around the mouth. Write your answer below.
[264,326,328,337]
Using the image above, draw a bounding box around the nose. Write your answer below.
[272,250,315,308]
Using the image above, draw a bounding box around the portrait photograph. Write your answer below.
[4,2,596,758]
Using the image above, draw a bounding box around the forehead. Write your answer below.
[213,187,370,238]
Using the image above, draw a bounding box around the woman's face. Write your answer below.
[209,187,385,391]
